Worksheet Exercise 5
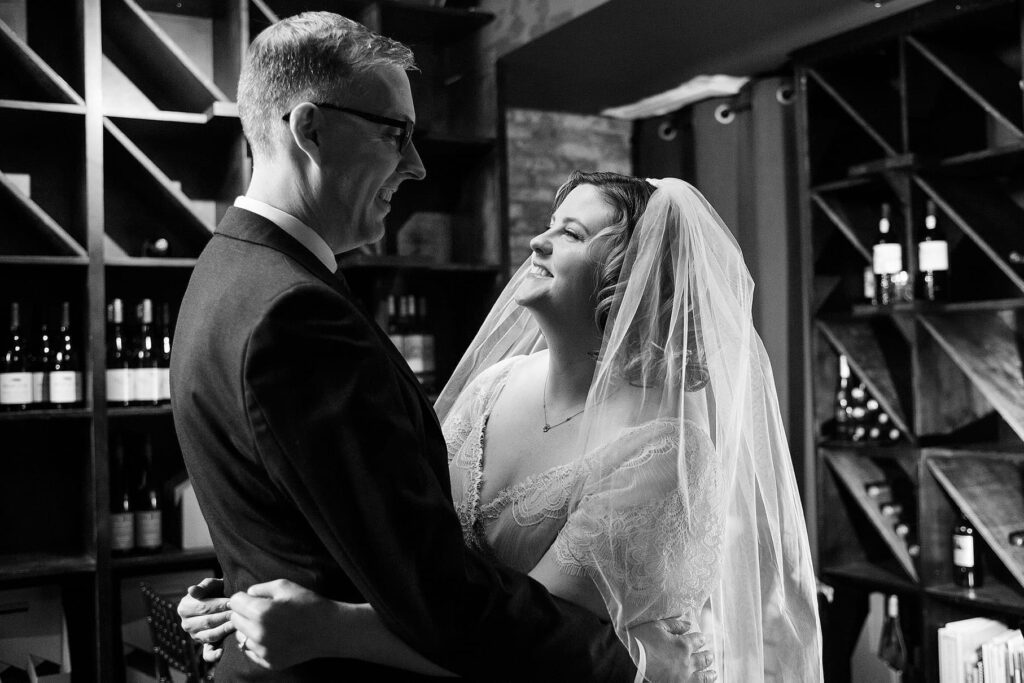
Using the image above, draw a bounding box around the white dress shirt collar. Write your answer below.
[233,196,337,273]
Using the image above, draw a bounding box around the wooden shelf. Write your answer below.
[102,0,231,113]
[111,546,218,575]
[847,298,1024,317]
[108,406,173,418]
[919,312,1024,442]
[927,454,1024,595]
[0,553,95,582]
[105,257,199,268]
[933,142,1024,176]
[0,255,89,267]
[823,561,920,593]
[0,407,91,422]
[825,450,919,581]
[816,318,913,439]
[0,20,84,105]
[0,100,86,115]
[0,171,87,258]
[926,582,1024,616]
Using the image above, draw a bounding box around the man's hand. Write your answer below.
[230,578,341,670]
[632,619,716,682]
[177,577,234,663]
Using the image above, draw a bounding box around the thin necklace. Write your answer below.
[542,373,586,433]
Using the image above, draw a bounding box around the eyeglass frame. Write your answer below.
[281,102,414,154]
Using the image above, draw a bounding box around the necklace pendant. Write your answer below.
[542,425,551,433]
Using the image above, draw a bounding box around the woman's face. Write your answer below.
[516,184,615,325]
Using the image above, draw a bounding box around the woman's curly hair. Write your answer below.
[551,171,707,390]
[551,171,655,334]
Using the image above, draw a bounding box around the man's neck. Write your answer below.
[245,165,330,240]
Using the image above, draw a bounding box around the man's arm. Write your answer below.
[244,284,637,681]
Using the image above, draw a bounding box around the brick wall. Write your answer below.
[505,108,631,267]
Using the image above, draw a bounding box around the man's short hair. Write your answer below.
[238,11,415,159]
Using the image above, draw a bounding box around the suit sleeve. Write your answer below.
[243,284,637,681]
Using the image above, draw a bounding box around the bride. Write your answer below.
[178,172,822,682]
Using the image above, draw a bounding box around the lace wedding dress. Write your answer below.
[445,356,722,627]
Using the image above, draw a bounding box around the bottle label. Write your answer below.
[48,371,80,404]
[919,240,949,271]
[953,534,975,567]
[0,372,33,404]
[136,510,162,548]
[158,368,170,402]
[873,243,903,275]
[112,512,135,551]
[31,371,48,403]
[134,368,161,402]
[405,334,425,373]
[107,369,133,403]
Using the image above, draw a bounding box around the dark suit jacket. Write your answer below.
[171,207,636,681]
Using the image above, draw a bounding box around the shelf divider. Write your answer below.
[905,35,1024,140]
[825,451,919,581]
[927,454,1024,594]
[0,20,84,105]
[817,318,913,439]
[918,312,1024,442]
[102,0,230,112]
[0,171,87,257]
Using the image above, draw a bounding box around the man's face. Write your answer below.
[315,65,425,251]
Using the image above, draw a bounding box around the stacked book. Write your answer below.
[938,617,1024,683]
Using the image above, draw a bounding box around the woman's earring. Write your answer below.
[586,350,600,360]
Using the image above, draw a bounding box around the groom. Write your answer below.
[172,11,664,682]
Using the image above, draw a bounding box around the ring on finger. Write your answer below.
[237,633,248,651]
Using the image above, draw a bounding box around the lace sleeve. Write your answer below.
[552,420,722,625]
[441,356,519,464]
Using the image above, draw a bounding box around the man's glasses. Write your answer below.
[282,102,414,154]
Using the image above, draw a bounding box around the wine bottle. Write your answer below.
[872,203,902,306]
[863,265,877,306]
[1,302,32,411]
[132,299,161,406]
[834,355,852,441]
[877,594,907,672]
[386,294,404,355]
[419,296,436,392]
[134,435,162,553]
[110,433,136,555]
[31,316,51,408]
[157,302,172,405]
[106,299,133,407]
[953,513,981,588]
[404,295,425,376]
[918,199,949,302]
[49,301,82,407]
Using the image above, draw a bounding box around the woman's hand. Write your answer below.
[632,619,715,683]
[177,577,234,663]
[229,579,349,670]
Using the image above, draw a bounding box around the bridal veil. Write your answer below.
[435,177,822,682]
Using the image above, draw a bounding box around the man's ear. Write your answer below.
[287,102,322,165]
